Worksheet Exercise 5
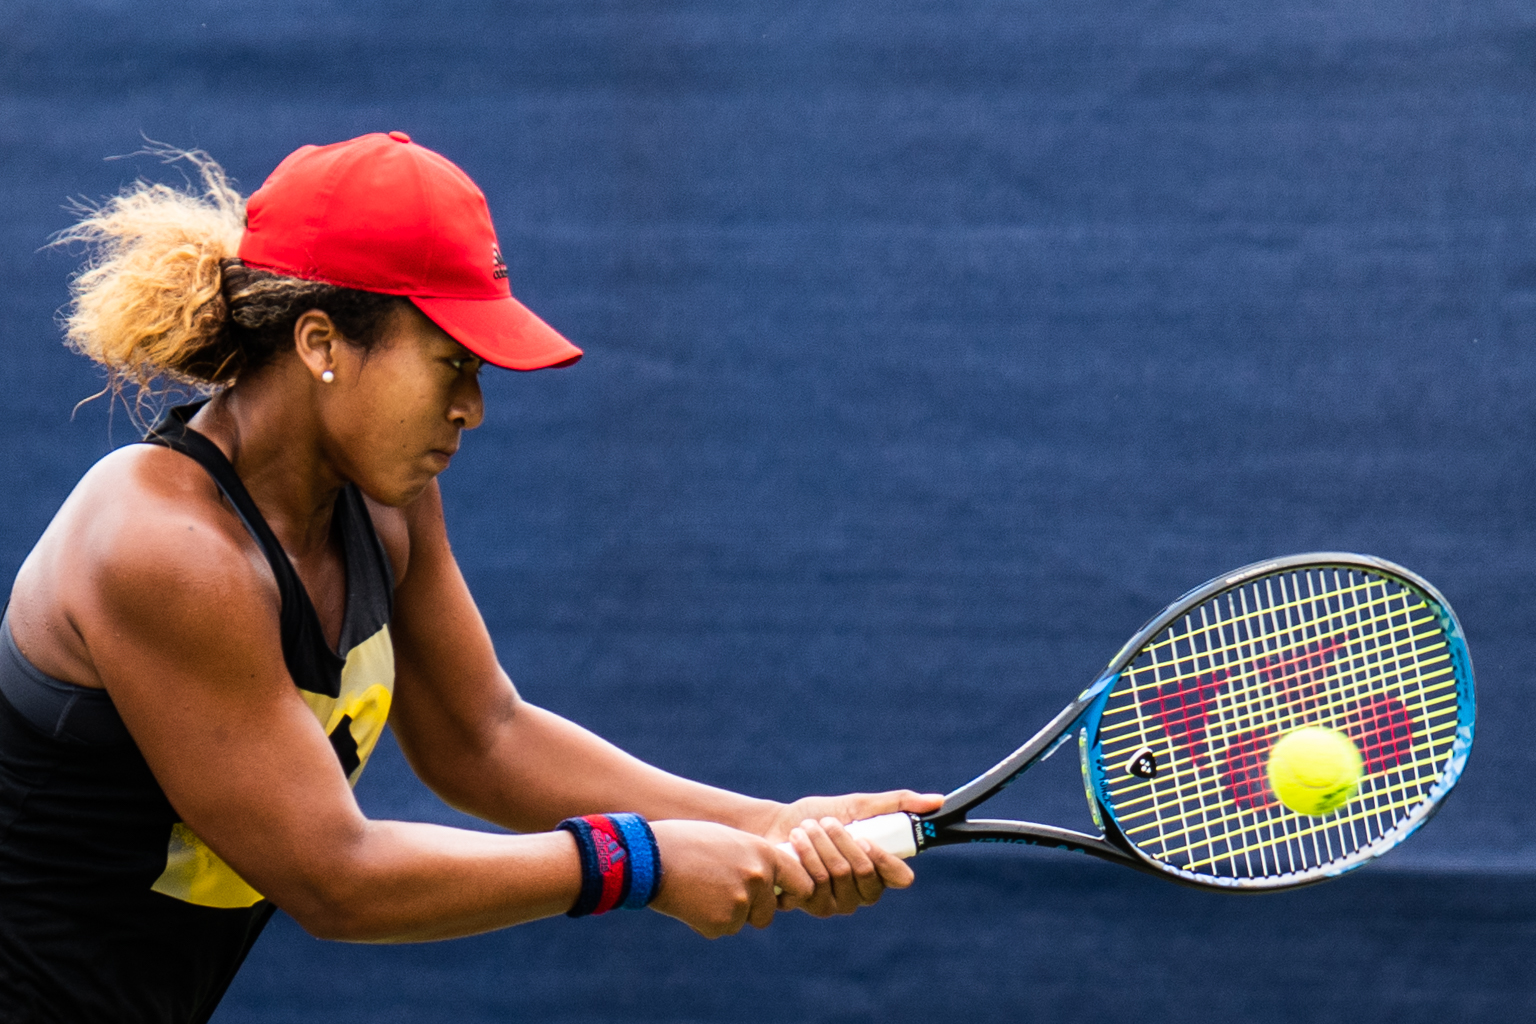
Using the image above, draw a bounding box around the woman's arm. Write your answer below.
[74,461,800,941]
[384,482,781,832]
[385,483,941,917]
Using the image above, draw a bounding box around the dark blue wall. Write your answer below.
[2,1,1533,1020]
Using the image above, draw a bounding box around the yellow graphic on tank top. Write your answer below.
[150,626,395,909]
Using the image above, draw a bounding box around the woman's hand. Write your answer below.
[647,819,815,938]
[759,791,945,918]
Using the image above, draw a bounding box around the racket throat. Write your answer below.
[937,820,1135,865]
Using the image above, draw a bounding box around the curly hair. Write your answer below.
[54,146,399,393]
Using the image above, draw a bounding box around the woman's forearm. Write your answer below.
[285,822,581,943]
[401,700,780,836]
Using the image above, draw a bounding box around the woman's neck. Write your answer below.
[191,359,346,558]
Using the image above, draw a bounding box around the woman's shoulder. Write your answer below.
[8,443,280,686]
[71,442,271,569]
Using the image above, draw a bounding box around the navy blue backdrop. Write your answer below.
[2,1,1534,1020]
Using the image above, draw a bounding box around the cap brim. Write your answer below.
[410,294,583,371]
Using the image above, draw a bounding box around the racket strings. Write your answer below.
[1093,567,1467,883]
[1145,597,1454,873]
[1151,580,1454,874]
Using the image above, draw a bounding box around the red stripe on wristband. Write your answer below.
[582,814,629,915]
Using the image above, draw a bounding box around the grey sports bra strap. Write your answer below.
[0,609,132,746]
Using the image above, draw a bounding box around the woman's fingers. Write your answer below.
[772,832,817,908]
[767,794,931,918]
[746,873,780,930]
[804,817,879,913]
[648,819,790,937]
[804,818,855,913]
[863,837,917,890]
[789,826,828,887]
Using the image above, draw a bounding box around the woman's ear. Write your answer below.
[292,309,342,384]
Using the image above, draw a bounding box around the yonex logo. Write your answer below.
[1126,746,1159,780]
[491,245,508,280]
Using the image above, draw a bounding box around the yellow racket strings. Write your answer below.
[1110,571,1455,875]
[1094,568,1462,880]
[1128,577,1454,875]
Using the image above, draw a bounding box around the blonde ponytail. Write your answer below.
[55,146,402,398]
[55,148,246,390]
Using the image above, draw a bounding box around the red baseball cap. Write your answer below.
[238,131,581,371]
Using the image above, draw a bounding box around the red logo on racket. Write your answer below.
[1143,631,1415,806]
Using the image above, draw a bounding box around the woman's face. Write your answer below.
[318,302,485,506]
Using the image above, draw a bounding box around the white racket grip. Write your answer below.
[774,811,919,859]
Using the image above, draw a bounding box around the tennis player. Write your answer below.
[0,132,941,1023]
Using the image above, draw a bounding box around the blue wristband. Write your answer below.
[609,813,661,910]
[556,813,662,916]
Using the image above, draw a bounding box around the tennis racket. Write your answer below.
[813,553,1474,890]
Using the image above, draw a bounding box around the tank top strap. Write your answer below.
[141,403,351,698]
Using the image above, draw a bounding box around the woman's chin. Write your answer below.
[356,472,436,509]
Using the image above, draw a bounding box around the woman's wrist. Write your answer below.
[716,795,788,838]
[556,813,662,916]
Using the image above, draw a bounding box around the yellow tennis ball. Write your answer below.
[1266,726,1363,816]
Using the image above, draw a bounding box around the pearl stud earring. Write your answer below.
[321,370,335,383]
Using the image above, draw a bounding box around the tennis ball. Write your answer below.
[1266,726,1363,816]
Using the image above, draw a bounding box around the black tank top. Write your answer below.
[0,404,397,1024]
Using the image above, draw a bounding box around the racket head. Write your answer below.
[1079,553,1474,890]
